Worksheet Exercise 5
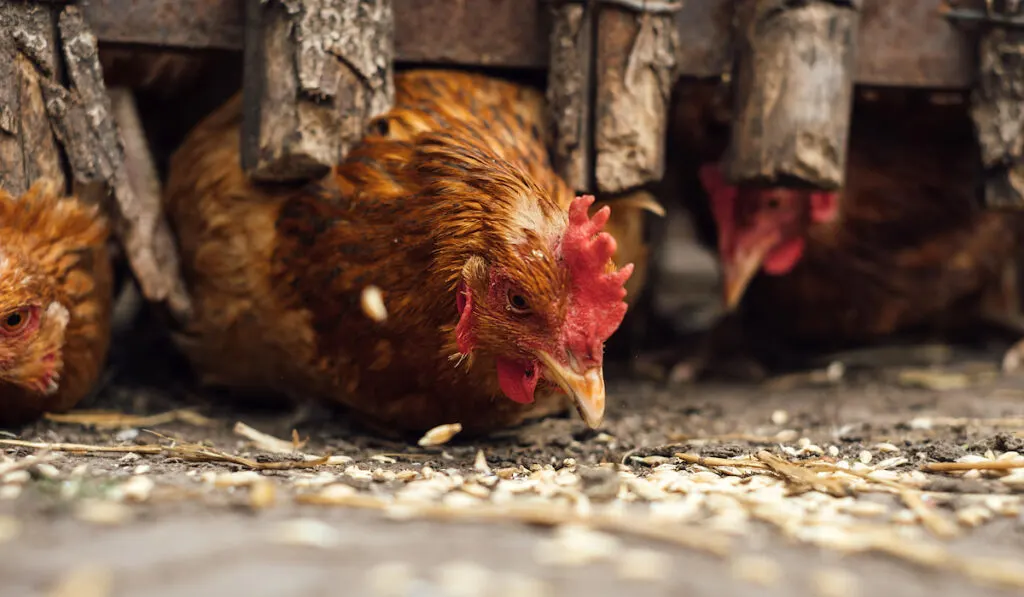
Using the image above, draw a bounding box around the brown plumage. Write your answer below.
[678,87,1024,363]
[0,181,113,424]
[164,69,636,435]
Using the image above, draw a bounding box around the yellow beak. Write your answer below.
[721,235,776,311]
[537,351,606,429]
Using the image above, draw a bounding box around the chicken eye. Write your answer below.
[1,309,29,333]
[507,290,531,314]
[764,197,781,210]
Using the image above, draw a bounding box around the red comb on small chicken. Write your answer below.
[698,163,840,309]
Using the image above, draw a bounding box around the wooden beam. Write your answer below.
[546,1,595,193]
[970,6,1024,209]
[726,0,862,189]
[0,1,65,196]
[241,0,395,183]
[63,0,979,89]
[593,5,678,194]
[47,7,193,321]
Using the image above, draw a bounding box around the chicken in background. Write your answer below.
[163,69,636,435]
[0,181,113,425]
[670,83,1024,373]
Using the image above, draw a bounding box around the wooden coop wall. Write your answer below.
[80,0,975,88]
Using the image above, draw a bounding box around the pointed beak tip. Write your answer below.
[536,352,607,429]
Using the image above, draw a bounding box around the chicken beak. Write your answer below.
[722,235,776,311]
[536,351,606,429]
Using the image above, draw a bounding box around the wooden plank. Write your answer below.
[970,12,1024,210]
[241,0,395,183]
[0,1,65,196]
[726,0,862,189]
[44,6,192,320]
[62,0,978,88]
[594,6,678,194]
[546,1,594,193]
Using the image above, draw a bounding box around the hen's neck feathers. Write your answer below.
[274,71,573,383]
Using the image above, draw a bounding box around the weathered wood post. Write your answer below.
[547,0,596,193]
[0,1,65,196]
[593,1,680,194]
[725,0,863,189]
[242,0,395,183]
[963,1,1024,209]
[547,0,680,194]
[0,1,191,322]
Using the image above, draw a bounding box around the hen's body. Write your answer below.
[675,91,1024,359]
[166,70,640,434]
[740,130,1022,353]
[0,182,112,424]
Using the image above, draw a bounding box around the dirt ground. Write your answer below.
[2,214,1024,597]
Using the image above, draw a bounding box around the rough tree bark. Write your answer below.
[726,0,862,189]
[594,4,679,194]
[0,3,191,322]
[0,1,65,196]
[970,10,1024,210]
[242,0,395,183]
[547,1,595,193]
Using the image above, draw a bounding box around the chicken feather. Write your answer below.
[165,69,636,434]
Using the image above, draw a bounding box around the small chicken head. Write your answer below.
[454,195,633,429]
[0,248,69,396]
[698,163,840,310]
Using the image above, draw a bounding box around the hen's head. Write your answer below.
[698,163,840,310]
[0,247,69,396]
[453,195,633,429]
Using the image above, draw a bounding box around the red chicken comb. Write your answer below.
[561,195,634,342]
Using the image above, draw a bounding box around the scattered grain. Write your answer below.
[74,500,133,525]
[810,568,860,597]
[419,423,463,447]
[271,518,342,548]
[732,554,782,586]
[435,560,492,597]
[616,548,672,581]
[46,564,113,597]
[0,515,20,544]
[367,562,415,597]
[361,286,388,322]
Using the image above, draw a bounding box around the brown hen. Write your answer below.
[164,69,636,435]
[0,181,113,425]
[684,89,1024,366]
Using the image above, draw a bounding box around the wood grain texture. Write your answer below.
[594,7,677,194]
[241,0,395,183]
[0,1,64,196]
[547,2,594,193]
[726,0,862,189]
[971,24,1024,209]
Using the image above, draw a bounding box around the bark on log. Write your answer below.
[48,7,191,321]
[242,0,395,184]
[547,1,595,193]
[108,88,193,322]
[0,1,65,196]
[970,22,1024,210]
[726,0,862,189]
[594,6,678,194]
